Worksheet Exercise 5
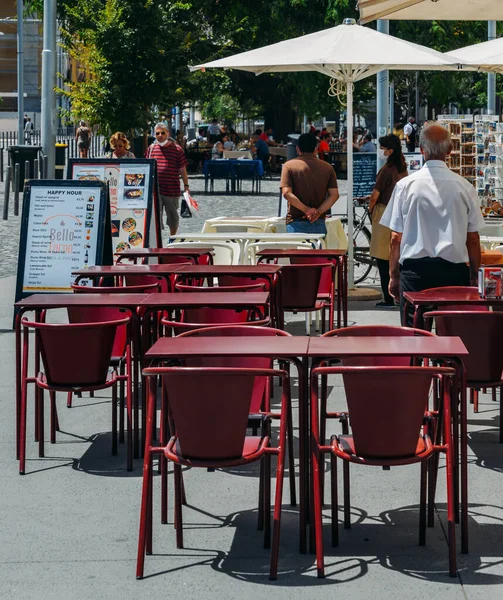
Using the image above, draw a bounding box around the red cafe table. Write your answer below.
[115,247,214,265]
[173,263,283,327]
[144,334,311,553]
[307,335,470,554]
[403,287,503,329]
[14,293,147,469]
[257,248,348,328]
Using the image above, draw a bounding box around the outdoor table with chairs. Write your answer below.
[203,158,265,194]
[257,248,348,329]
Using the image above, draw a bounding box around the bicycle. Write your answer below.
[339,198,376,284]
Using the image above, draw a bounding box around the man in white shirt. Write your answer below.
[403,116,418,152]
[380,123,484,323]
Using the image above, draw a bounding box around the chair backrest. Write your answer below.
[212,223,266,233]
[289,256,335,295]
[167,242,234,265]
[314,365,439,459]
[161,316,270,335]
[342,367,436,458]
[67,306,128,358]
[323,324,434,367]
[178,325,289,412]
[280,264,323,310]
[158,255,197,265]
[23,317,128,386]
[249,242,312,264]
[71,282,159,294]
[175,282,266,293]
[423,311,503,383]
[160,368,274,459]
[217,275,270,291]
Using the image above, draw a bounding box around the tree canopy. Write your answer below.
[25,1,503,137]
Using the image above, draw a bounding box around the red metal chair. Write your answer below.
[424,311,503,433]
[318,325,436,507]
[289,257,336,331]
[176,325,296,511]
[278,264,325,333]
[19,316,132,474]
[70,282,160,294]
[311,365,457,578]
[136,366,291,580]
[125,262,192,293]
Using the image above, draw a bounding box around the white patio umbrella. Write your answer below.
[358,0,503,24]
[446,37,503,75]
[191,19,463,287]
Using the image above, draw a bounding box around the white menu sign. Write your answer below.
[19,182,106,294]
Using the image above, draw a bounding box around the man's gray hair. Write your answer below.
[419,124,451,158]
[155,122,169,132]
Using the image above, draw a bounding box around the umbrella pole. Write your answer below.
[346,82,354,288]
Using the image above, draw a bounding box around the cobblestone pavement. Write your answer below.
[0,170,350,279]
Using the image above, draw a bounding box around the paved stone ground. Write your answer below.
[0,168,381,286]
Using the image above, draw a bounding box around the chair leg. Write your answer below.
[319,374,328,506]
[473,388,479,413]
[269,449,286,581]
[111,384,117,456]
[419,460,427,545]
[119,361,125,444]
[38,388,44,458]
[136,447,153,579]
[263,453,271,549]
[257,459,264,531]
[331,453,339,547]
[343,461,351,529]
[493,387,497,402]
[428,451,440,527]
[66,391,72,408]
[174,464,184,548]
[50,391,57,444]
[287,396,297,507]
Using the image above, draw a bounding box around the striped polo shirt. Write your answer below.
[147,142,188,196]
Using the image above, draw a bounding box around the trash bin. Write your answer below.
[287,142,297,161]
[55,143,67,179]
[8,145,42,191]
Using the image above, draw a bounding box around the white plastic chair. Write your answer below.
[166,242,235,265]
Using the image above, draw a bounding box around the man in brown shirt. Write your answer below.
[280,133,339,233]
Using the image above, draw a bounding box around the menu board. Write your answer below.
[15,180,108,299]
[68,159,160,259]
[353,153,377,198]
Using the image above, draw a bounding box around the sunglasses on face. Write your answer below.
[155,131,167,136]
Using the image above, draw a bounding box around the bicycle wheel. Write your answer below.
[340,218,373,284]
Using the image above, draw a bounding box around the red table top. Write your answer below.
[404,288,503,305]
[174,264,282,276]
[145,335,310,359]
[15,293,147,309]
[115,248,214,257]
[257,249,347,258]
[72,265,183,276]
[140,291,269,308]
[307,336,468,358]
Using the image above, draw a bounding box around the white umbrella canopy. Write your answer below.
[358,0,503,24]
[446,37,503,75]
[191,20,464,287]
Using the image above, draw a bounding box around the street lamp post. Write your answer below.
[41,0,56,177]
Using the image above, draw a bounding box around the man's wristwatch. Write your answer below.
[184,183,190,188]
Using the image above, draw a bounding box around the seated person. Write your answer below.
[223,135,235,151]
[318,132,332,161]
[211,134,226,158]
[360,133,376,152]
[260,127,279,146]
[251,133,270,168]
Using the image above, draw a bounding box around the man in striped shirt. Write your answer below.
[147,123,190,236]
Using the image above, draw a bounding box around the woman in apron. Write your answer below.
[368,134,408,308]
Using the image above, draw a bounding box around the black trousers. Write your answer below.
[400,257,470,326]
[406,142,416,153]
[376,258,394,304]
